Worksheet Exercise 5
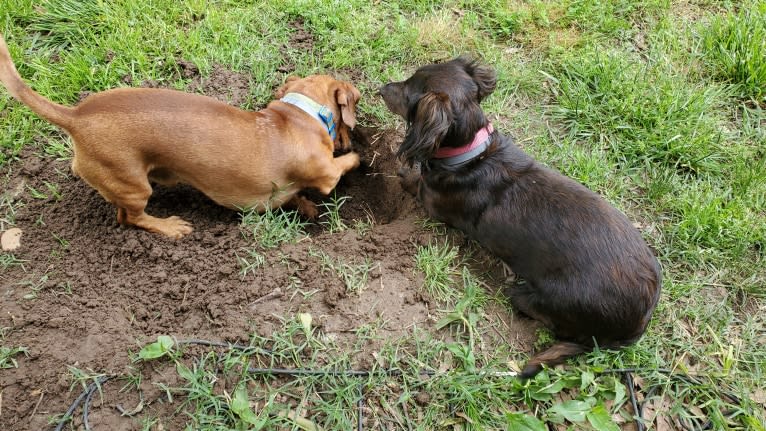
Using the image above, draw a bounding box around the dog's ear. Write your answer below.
[274,76,301,99]
[335,83,361,129]
[457,57,497,100]
[334,82,361,151]
[398,92,452,165]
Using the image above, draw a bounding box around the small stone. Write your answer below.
[1,227,23,251]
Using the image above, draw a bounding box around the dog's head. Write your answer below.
[276,75,361,151]
[379,57,496,165]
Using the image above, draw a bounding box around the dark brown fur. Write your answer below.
[380,57,661,377]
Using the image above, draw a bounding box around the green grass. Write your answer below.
[66,365,109,393]
[128,292,765,430]
[130,319,600,429]
[352,215,374,237]
[415,241,461,303]
[237,204,308,277]
[234,248,266,279]
[318,192,350,234]
[239,205,308,250]
[0,339,27,369]
[434,268,489,371]
[546,46,727,174]
[308,247,376,295]
[700,0,766,101]
[2,0,766,429]
[0,252,25,270]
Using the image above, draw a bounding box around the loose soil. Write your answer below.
[0,64,538,430]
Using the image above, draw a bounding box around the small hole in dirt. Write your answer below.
[308,126,419,229]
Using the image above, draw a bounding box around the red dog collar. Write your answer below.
[432,123,494,166]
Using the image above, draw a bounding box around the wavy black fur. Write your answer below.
[380,57,662,377]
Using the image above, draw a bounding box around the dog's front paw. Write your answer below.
[336,127,353,152]
[397,166,420,196]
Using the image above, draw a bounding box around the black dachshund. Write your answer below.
[380,57,662,377]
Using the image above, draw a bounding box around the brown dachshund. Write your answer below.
[380,57,661,377]
[0,34,360,238]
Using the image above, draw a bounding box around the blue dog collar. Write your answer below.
[280,92,336,140]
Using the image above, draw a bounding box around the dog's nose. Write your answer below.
[379,83,395,98]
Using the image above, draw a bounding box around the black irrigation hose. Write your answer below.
[52,384,90,431]
[247,367,380,377]
[622,371,645,431]
[82,377,107,431]
[246,366,444,378]
[51,345,756,431]
[603,368,748,431]
[53,375,112,431]
[176,338,271,354]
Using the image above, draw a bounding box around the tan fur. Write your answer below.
[0,34,360,238]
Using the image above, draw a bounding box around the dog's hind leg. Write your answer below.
[84,168,193,238]
[120,208,193,239]
[507,283,593,378]
[504,283,556,329]
[116,190,193,239]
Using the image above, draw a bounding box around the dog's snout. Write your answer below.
[379,83,408,118]
[379,82,403,99]
[379,83,392,98]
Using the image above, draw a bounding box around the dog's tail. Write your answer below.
[0,34,73,128]
[520,341,589,378]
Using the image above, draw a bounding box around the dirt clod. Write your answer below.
[1,227,22,251]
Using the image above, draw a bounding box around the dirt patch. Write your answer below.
[277,19,316,75]
[0,66,538,430]
[131,58,253,108]
[187,63,253,107]
[287,19,315,52]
